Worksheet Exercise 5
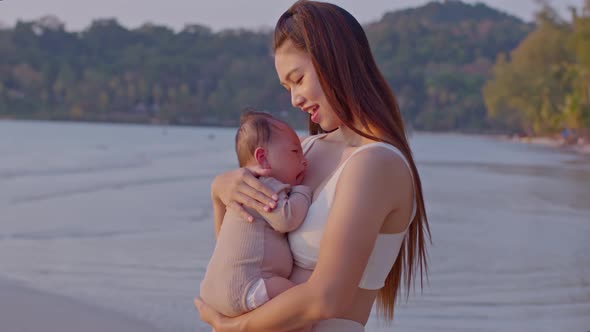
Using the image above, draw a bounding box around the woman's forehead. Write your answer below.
[275,42,309,72]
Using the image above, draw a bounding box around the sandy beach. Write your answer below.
[0,279,159,332]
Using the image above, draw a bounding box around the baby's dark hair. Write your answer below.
[235,108,290,167]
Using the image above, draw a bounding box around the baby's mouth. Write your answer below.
[296,171,305,184]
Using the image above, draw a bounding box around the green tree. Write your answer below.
[483,4,575,134]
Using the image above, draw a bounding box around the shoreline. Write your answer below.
[0,278,160,332]
[3,118,589,156]
[499,134,590,156]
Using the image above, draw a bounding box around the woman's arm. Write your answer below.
[196,149,413,331]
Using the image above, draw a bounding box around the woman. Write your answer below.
[195,1,431,331]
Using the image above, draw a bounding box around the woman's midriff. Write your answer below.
[289,265,378,325]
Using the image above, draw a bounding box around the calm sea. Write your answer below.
[1,120,588,332]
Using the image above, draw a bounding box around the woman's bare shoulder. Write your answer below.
[341,146,412,188]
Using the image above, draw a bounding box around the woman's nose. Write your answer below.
[291,93,304,108]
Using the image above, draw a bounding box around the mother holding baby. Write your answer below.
[195,1,431,331]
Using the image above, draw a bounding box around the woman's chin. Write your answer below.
[319,123,339,132]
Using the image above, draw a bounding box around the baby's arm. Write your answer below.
[258,178,312,233]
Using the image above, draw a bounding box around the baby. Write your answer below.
[200,110,311,318]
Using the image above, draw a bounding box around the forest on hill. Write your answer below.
[1,1,589,137]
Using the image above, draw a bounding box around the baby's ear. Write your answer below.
[254,147,271,169]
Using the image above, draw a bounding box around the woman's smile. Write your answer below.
[303,104,320,123]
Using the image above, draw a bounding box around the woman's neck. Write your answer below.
[336,124,376,147]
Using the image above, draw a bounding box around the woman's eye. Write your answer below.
[296,76,303,84]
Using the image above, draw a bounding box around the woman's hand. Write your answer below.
[194,297,243,332]
[194,297,223,330]
[212,166,278,222]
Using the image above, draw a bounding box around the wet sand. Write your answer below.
[0,279,159,332]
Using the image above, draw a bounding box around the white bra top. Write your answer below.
[288,134,417,290]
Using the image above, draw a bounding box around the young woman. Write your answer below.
[195,1,431,331]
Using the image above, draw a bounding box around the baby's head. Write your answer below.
[235,110,307,185]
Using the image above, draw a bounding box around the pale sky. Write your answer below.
[0,0,577,32]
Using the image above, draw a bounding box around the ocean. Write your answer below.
[1,120,589,331]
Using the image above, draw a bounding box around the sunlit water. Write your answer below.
[1,120,588,331]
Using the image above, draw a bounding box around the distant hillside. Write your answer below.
[0,1,532,131]
[366,0,532,130]
[383,0,521,24]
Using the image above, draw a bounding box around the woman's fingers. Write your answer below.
[242,174,278,203]
[237,182,277,210]
[194,297,209,323]
[234,192,268,214]
[228,201,254,222]
[214,167,279,223]
[194,297,221,328]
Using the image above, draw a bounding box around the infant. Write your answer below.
[200,110,311,317]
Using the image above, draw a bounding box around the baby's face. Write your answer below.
[266,125,307,185]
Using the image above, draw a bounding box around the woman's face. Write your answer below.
[274,40,341,131]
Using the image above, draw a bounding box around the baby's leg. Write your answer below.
[263,276,296,298]
[263,277,312,332]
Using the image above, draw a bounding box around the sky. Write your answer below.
[0,0,577,32]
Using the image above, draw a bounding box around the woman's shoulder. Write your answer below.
[344,142,413,184]
[331,143,413,220]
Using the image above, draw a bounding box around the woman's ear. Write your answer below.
[254,147,271,169]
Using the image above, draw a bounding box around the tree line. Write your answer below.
[484,0,590,139]
[1,0,588,137]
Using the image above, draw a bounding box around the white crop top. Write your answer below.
[288,134,417,290]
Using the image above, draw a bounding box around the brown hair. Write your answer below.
[273,0,431,320]
[235,109,288,167]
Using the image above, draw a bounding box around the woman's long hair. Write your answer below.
[273,0,431,320]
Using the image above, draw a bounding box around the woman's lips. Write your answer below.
[309,105,319,123]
